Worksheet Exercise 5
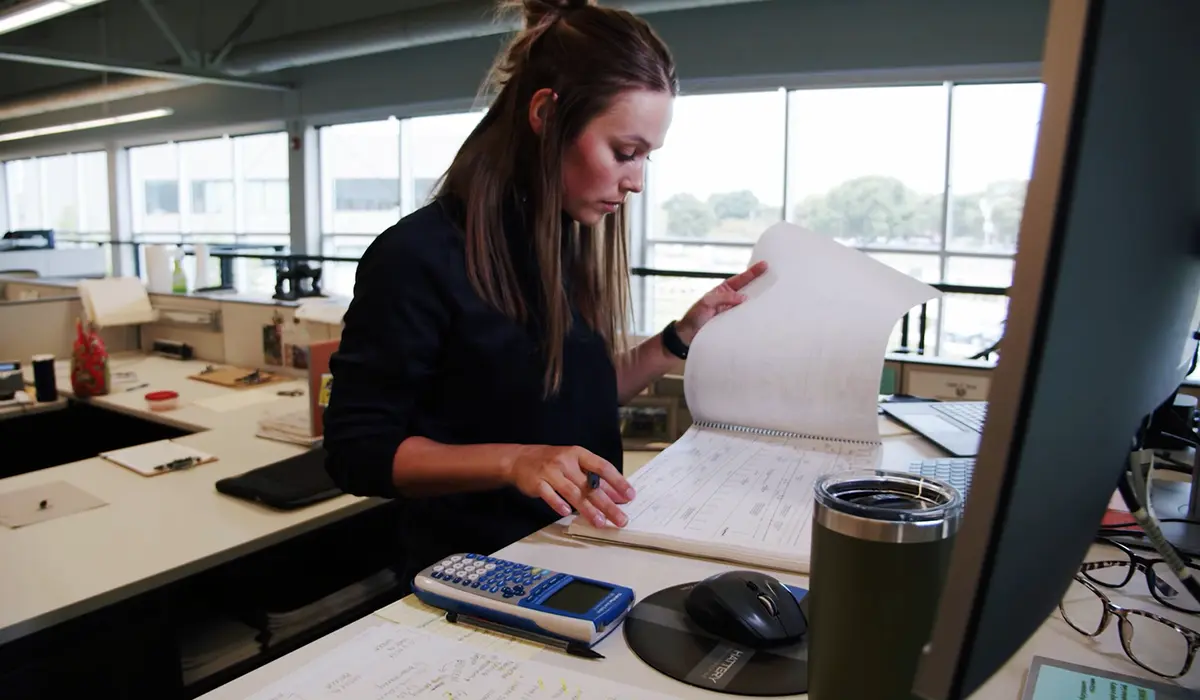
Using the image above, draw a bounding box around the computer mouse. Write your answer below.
[684,570,807,649]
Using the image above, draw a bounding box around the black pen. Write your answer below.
[444,611,604,659]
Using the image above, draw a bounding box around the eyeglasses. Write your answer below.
[1059,574,1200,679]
[1082,537,1200,614]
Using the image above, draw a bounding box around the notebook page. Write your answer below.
[245,622,679,700]
[567,424,880,573]
[685,222,940,443]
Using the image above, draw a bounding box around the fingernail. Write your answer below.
[616,513,628,527]
[560,505,571,516]
[625,487,636,500]
[593,513,606,527]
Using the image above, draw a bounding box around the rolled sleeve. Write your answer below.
[323,229,450,497]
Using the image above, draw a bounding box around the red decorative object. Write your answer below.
[70,318,111,397]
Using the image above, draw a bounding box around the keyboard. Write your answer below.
[930,402,988,433]
[906,458,976,498]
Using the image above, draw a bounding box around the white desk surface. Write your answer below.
[0,394,67,421]
[200,429,1195,699]
[0,353,382,646]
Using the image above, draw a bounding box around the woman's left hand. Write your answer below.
[674,260,768,345]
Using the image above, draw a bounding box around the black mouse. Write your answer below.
[684,570,807,649]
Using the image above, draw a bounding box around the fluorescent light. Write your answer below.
[0,108,174,143]
[0,0,106,36]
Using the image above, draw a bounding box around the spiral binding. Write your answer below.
[693,420,880,446]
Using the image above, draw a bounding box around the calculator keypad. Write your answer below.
[427,553,556,600]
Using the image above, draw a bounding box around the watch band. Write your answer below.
[662,320,689,360]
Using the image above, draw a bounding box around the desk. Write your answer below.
[0,353,689,697]
[199,427,1196,699]
[0,354,403,698]
[0,394,67,422]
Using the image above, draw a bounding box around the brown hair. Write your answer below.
[437,0,678,395]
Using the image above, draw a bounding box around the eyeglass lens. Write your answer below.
[1060,578,1192,678]
[1083,547,1200,613]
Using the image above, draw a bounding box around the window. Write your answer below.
[947,83,1043,255]
[788,86,948,251]
[128,133,289,295]
[334,178,399,211]
[401,111,483,214]
[320,120,399,239]
[640,90,786,332]
[190,180,232,214]
[145,180,179,215]
[319,112,482,296]
[243,179,289,220]
[631,81,1043,359]
[3,151,111,251]
[237,132,289,234]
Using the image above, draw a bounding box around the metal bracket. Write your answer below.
[138,0,195,67]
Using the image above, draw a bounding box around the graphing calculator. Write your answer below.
[411,553,636,647]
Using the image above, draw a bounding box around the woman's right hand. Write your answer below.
[506,445,636,528]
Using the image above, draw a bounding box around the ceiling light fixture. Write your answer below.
[0,0,106,37]
[0,108,173,143]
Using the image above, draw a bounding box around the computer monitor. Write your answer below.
[912,1,1200,698]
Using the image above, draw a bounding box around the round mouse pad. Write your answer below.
[623,581,808,696]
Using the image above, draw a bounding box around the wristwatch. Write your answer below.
[662,320,690,360]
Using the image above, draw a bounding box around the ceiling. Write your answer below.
[0,0,769,121]
[0,0,455,99]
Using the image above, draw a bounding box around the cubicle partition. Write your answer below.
[0,297,139,364]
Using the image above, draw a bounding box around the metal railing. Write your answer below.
[46,241,1009,359]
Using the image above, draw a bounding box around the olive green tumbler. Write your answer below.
[807,470,964,700]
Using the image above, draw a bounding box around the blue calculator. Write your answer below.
[411,553,636,647]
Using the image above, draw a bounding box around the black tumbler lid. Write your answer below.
[814,470,963,542]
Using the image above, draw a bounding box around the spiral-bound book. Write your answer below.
[567,222,941,573]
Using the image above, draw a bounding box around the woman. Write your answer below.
[323,0,766,587]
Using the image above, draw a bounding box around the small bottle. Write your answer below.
[172,255,189,294]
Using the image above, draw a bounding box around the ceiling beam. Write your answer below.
[0,46,293,91]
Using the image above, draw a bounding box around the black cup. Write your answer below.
[32,354,57,403]
[807,470,964,700]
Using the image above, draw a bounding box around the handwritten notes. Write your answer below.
[567,425,880,573]
[372,596,543,659]
[246,623,678,700]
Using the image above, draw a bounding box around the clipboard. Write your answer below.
[99,440,218,476]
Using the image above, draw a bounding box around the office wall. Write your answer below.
[0,0,1049,158]
[0,297,139,362]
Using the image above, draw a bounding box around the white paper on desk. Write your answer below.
[569,424,881,573]
[372,596,543,659]
[245,622,679,700]
[99,439,216,476]
[568,223,939,573]
[77,277,157,328]
[195,388,285,413]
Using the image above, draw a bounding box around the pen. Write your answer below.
[125,383,150,392]
[445,611,604,659]
[154,456,199,472]
[587,472,600,490]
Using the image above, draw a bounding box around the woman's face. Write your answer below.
[560,89,673,226]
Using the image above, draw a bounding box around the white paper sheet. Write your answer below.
[245,623,679,700]
[685,222,940,443]
[568,425,880,573]
[195,388,286,413]
[372,596,543,660]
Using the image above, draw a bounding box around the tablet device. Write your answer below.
[1021,656,1198,700]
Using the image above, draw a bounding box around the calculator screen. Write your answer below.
[541,580,611,614]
